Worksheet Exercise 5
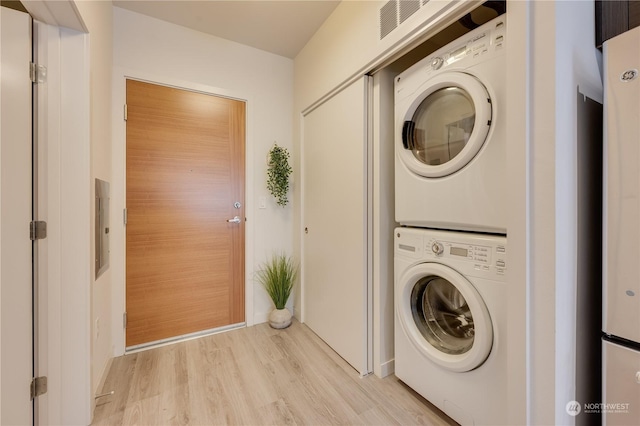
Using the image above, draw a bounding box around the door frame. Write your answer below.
[32,23,92,424]
[112,69,254,355]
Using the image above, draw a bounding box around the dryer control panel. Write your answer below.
[428,19,505,72]
[395,16,506,101]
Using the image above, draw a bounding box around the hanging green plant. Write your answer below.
[267,143,292,207]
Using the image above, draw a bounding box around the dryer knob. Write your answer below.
[431,57,444,70]
[431,241,444,255]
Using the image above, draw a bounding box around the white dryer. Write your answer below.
[394,227,507,425]
[395,17,506,234]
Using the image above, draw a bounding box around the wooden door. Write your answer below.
[302,76,372,375]
[1,6,34,423]
[126,80,245,348]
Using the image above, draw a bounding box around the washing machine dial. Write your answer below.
[431,57,444,70]
[431,241,444,256]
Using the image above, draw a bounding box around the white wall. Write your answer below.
[530,0,602,424]
[508,1,602,424]
[73,0,114,414]
[111,7,295,354]
[504,2,528,424]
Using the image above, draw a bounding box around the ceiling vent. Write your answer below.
[379,0,398,40]
[380,0,430,40]
[400,0,420,24]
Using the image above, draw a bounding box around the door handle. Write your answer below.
[227,216,241,224]
[402,120,415,150]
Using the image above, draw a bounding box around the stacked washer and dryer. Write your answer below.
[393,16,508,425]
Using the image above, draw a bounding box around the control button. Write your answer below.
[496,246,506,253]
[431,241,444,255]
[431,57,444,70]
[496,260,506,268]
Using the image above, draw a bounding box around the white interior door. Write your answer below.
[1,6,34,424]
[302,76,372,375]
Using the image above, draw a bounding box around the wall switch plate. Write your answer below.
[259,196,267,209]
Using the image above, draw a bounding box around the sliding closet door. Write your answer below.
[302,76,372,375]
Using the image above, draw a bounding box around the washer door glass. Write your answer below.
[398,72,492,178]
[411,276,474,355]
[398,262,493,372]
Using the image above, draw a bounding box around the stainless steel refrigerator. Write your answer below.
[603,25,640,425]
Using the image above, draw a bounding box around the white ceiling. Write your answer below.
[112,0,341,59]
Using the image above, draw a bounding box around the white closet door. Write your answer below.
[302,76,372,375]
[1,6,33,425]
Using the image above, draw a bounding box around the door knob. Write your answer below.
[227,216,241,224]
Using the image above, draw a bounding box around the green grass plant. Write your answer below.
[257,254,298,310]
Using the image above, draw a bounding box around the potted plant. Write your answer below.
[267,144,292,207]
[257,253,298,329]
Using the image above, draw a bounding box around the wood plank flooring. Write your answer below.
[92,320,456,426]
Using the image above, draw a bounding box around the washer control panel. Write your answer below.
[425,237,507,275]
[395,228,507,278]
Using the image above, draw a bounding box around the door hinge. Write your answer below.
[123,208,128,225]
[123,312,127,328]
[30,376,47,400]
[29,62,47,84]
[124,104,128,121]
[30,221,47,240]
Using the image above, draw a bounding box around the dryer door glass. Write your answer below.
[411,87,475,166]
[398,72,492,179]
[411,275,474,355]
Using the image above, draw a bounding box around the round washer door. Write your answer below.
[398,72,492,178]
[397,262,493,372]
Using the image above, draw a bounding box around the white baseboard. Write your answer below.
[377,359,395,378]
[253,311,270,325]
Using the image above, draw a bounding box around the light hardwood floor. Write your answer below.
[92,320,456,425]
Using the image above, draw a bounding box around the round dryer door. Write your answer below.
[398,72,492,178]
[397,262,493,372]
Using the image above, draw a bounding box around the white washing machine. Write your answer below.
[394,227,507,425]
[395,17,506,234]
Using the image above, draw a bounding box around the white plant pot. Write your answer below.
[269,308,292,329]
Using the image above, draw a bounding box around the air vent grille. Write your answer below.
[400,0,420,24]
[380,0,430,40]
[380,0,398,40]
